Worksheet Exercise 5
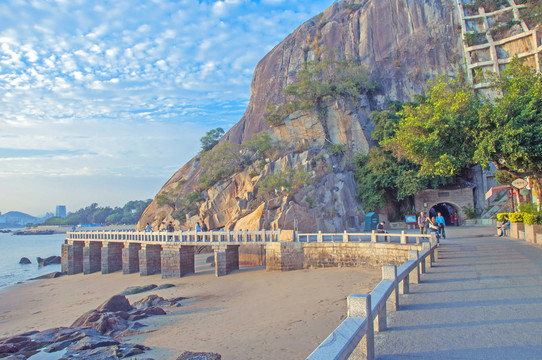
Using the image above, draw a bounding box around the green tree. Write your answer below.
[200,127,225,152]
[382,75,480,177]
[475,58,542,194]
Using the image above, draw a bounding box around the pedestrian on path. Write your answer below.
[418,211,428,234]
[436,212,446,239]
[428,216,441,242]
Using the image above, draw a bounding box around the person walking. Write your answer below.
[436,212,446,239]
[428,216,441,242]
[418,211,428,234]
[145,223,152,232]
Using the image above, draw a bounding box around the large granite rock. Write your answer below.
[137,0,463,232]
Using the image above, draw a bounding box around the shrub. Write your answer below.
[508,212,524,223]
[522,213,540,225]
[496,213,509,222]
[519,203,538,214]
[329,143,346,156]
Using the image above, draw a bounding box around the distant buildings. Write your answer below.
[56,205,67,218]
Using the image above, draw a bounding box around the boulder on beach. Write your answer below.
[96,295,133,313]
[19,257,31,264]
[119,284,157,296]
[30,272,64,280]
[37,256,61,266]
[177,351,222,360]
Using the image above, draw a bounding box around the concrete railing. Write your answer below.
[66,229,281,244]
[306,240,438,360]
[297,231,430,244]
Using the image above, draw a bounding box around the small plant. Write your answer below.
[305,195,315,208]
[329,143,346,156]
[462,204,477,219]
[464,31,487,46]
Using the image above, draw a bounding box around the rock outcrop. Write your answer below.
[0,295,183,359]
[137,0,463,232]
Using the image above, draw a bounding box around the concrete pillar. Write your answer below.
[139,244,162,276]
[101,242,123,274]
[161,245,195,278]
[348,294,374,360]
[400,231,407,244]
[400,274,409,295]
[214,245,240,277]
[61,241,84,275]
[408,250,420,284]
[382,265,398,311]
[122,243,141,274]
[423,242,432,269]
[265,242,303,271]
[83,241,102,274]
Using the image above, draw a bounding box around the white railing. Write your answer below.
[66,229,281,244]
[297,230,430,244]
[307,240,438,360]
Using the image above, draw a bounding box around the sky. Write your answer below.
[0,0,334,217]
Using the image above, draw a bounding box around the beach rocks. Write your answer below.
[36,256,61,266]
[119,283,175,296]
[18,258,31,265]
[177,351,222,360]
[0,294,182,359]
[96,295,133,313]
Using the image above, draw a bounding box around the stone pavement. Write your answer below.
[374,226,542,359]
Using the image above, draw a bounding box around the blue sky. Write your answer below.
[0,0,334,217]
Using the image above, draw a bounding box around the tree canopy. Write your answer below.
[200,127,225,152]
[475,58,542,181]
[381,75,480,177]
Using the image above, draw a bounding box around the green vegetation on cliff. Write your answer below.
[264,52,378,126]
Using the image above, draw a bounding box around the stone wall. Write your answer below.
[239,244,266,266]
[266,242,304,271]
[302,243,421,269]
[414,187,475,220]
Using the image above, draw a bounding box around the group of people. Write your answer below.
[417,211,449,242]
[144,221,209,232]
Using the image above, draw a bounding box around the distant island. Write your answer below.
[0,199,151,229]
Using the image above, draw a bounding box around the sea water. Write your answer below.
[0,231,65,289]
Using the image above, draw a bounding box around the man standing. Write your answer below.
[418,211,428,234]
[436,212,446,239]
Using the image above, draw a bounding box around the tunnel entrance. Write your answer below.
[429,203,456,226]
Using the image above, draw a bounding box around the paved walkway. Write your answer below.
[375,226,542,359]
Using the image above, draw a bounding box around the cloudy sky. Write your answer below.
[0,0,333,217]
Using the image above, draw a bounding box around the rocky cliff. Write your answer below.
[137,0,463,232]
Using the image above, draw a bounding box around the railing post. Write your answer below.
[400,231,407,244]
[348,294,374,360]
[371,230,376,243]
[382,265,398,311]
[317,231,323,243]
[408,250,420,284]
[343,230,349,243]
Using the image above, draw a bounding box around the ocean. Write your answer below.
[0,231,66,289]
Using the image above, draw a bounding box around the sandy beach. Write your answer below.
[0,255,381,359]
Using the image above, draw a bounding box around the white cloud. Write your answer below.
[0,0,333,215]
